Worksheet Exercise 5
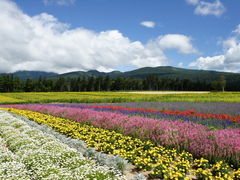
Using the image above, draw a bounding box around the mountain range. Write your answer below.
[1,66,240,82]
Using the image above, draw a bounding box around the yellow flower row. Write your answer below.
[1,91,240,104]
[0,95,24,104]
[3,108,240,179]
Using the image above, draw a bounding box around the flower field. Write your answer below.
[1,92,240,104]
[98,102,240,116]
[48,103,240,129]
[1,102,240,179]
[0,95,24,104]
[0,110,123,179]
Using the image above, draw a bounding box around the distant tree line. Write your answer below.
[0,74,238,92]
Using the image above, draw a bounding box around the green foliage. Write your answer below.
[211,75,227,92]
[1,66,240,92]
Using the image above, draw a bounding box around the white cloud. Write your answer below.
[189,55,225,69]
[233,25,240,34]
[0,0,197,73]
[186,0,225,17]
[140,21,156,28]
[186,0,199,5]
[153,34,198,54]
[190,25,240,72]
[43,0,76,6]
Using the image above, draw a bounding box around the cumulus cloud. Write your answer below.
[0,0,197,73]
[43,0,76,6]
[186,0,225,17]
[140,21,156,28]
[233,25,240,34]
[186,0,199,5]
[189,55,225,69]
[153,34,198,54]
[190,25,240,72]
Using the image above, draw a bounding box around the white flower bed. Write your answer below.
[0,137,30,179]
[0,111,123,179]
[9,111,130,172]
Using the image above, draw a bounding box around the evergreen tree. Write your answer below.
[219,75,226,92]
[24,79,34,92]
[0,76,4,92]
[103,76,111,91]
[87,77,95,91]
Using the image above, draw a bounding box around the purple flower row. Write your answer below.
[65,102,240,116]
[47,103,240,129]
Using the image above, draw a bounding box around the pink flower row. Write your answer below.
[5,104,240,167]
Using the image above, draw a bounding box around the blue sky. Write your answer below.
[0,0,240,73]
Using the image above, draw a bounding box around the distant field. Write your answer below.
[0,91,240,104]
[122,91,210,94]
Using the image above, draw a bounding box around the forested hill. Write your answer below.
[48,66,240,83]
[0,66,240,92]
[0,71,58,80]
[116,66,240,82]
[3,66,239,82]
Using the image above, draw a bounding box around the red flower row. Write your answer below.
[81,105,240,123]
